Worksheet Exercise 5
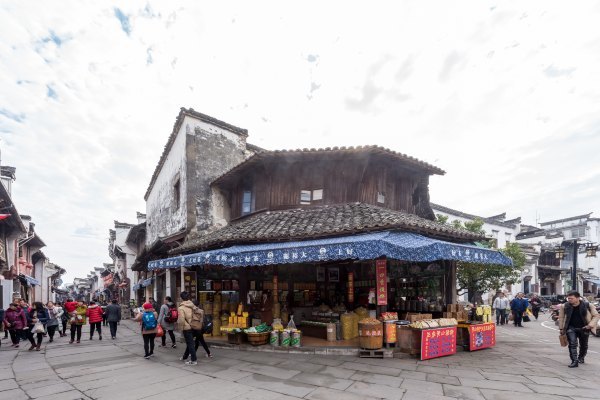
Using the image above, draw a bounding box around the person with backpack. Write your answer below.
[188,300,212,359]
[134,302,158,359]
[177,291,200,365]
[105,299,122,339]
[157,296,177,348]
[46,301,63,342]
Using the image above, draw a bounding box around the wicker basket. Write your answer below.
[246,332,270,346]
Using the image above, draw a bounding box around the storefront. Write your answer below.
[149,230,511,355]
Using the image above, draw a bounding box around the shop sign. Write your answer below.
[348,272,354,303]
[468,322,496,351]
[273,275,278,302]
[421,327,457,360]
[375,259,387,306]
[103,273,113,285]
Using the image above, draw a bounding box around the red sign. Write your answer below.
[375,259,387,305]
[468,323,496,351]
[348,272,354,303]
[103,274,113,285]
[421,327,457,360]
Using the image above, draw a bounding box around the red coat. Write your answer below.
[64,301,78,314]
[86,305,104,323]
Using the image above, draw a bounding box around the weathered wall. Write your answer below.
[185,117,253,234]
[146,122,188,246]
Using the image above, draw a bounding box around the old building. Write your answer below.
[132,108,260,303]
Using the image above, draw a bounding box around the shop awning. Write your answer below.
[587,279,600,286]
[18,274,40,286]
[148,231,512,270]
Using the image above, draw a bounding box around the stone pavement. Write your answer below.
[0,314,598,400]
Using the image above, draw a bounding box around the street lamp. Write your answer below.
[555,240,598,291]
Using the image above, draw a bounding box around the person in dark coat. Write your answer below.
[510,292,529,327]
[4,303,27,347]
[105,299,122,339]
[26,302,49,351]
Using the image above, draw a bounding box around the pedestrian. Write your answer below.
[86,301,104,340]
[59,302,69,337]
[105,299,121,339]
[493,292,509,325]
[26,302,49,351]
[149,297,158,312]
[559,290,600,368]
[69,300,87,344]
[101,301,108,326]
[157,296,177,348]
[530,294,542,320]
[134,302,158,359]
[46,301,63,342]
[3,303,27,348]
[511,292,529,327]
[190,300,212,359]
[177,291,199,365]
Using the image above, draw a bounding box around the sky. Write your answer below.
[1,1,599,284]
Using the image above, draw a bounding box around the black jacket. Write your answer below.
[562,301,590,330]
[105,304,122,322]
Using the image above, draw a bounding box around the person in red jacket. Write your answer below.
[86,301,104,340]
[4,303,27,347]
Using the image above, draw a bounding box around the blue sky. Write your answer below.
[1,1,599,283]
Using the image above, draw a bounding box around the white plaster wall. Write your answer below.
[146,120,188,246]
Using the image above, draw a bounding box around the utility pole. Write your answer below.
[572,239,578,291]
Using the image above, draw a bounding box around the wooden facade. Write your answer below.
[214,151,438,222]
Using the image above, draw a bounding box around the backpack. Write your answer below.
[189,307,204,331]
[200,315,213,335]
[165,305,178,323]
[142,311,157,330]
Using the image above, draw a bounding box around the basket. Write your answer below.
[247,332,270,346]
[358,321,383,350]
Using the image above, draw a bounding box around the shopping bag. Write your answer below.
[526,309,533,317]
[32,321,45,334]
[156,324,164,338]
[522,313,531,323]
[508,312,514,321]
[559,334,568,347]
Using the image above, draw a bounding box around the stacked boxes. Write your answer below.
[443,304,468,321]
[405,313,433,323]
[227,311,250,328]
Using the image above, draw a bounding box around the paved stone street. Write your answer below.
[1,315,598,400]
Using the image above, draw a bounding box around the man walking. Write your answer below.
[493,292,509,325]
[177,291,198,365]
[511,292,528,327]
[559,290,600,368]
[105,299,122,339]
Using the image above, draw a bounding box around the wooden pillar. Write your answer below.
[445,260,457,305]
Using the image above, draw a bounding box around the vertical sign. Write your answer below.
[468,323,496,351]
[421,327,457,360]
[348,272,354,303]
[376,259,387,306]
[273,275,278,303]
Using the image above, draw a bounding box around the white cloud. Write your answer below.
[1,1,600,283]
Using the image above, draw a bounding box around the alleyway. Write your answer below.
[0,315,598,400]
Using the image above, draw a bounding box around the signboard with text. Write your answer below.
[468,323,496,351]
[348,272,354,303]
[375,259,387,306]
[421,327,457,360]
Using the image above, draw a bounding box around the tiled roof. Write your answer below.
[539,213,592,226]
[172,202,483,255]
[212,145,445,187]
[431,203,519,229]
[144,108,251,200]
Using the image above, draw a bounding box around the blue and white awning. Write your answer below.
[132,277,153,291]
[148,231,512,270]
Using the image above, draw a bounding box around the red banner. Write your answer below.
[103,273,113,285]
[468,323,496,351]
[375,259,387,305]
[421,327,457,360]
[348,272,354,303]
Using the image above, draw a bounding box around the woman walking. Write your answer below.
[157,296,177,348]
[59,302,69,337]
[69,301,87,344]
[134,302,158,359]
[4,303,27,348]
[26,302,49,351]
[46,301,63,342]
[86,301,104,340]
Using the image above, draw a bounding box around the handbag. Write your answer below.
[522,313,531,323]
[32,321,45,334]
[156,324,164,338]
[559,334,568,347]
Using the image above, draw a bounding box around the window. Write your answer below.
[505,232,511,243]
[242,190,252,215]
[300,189,324,205]
[570,226,586,238]
[377,191,385,204]
[173,178,181,210]
[492,230,499,239]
